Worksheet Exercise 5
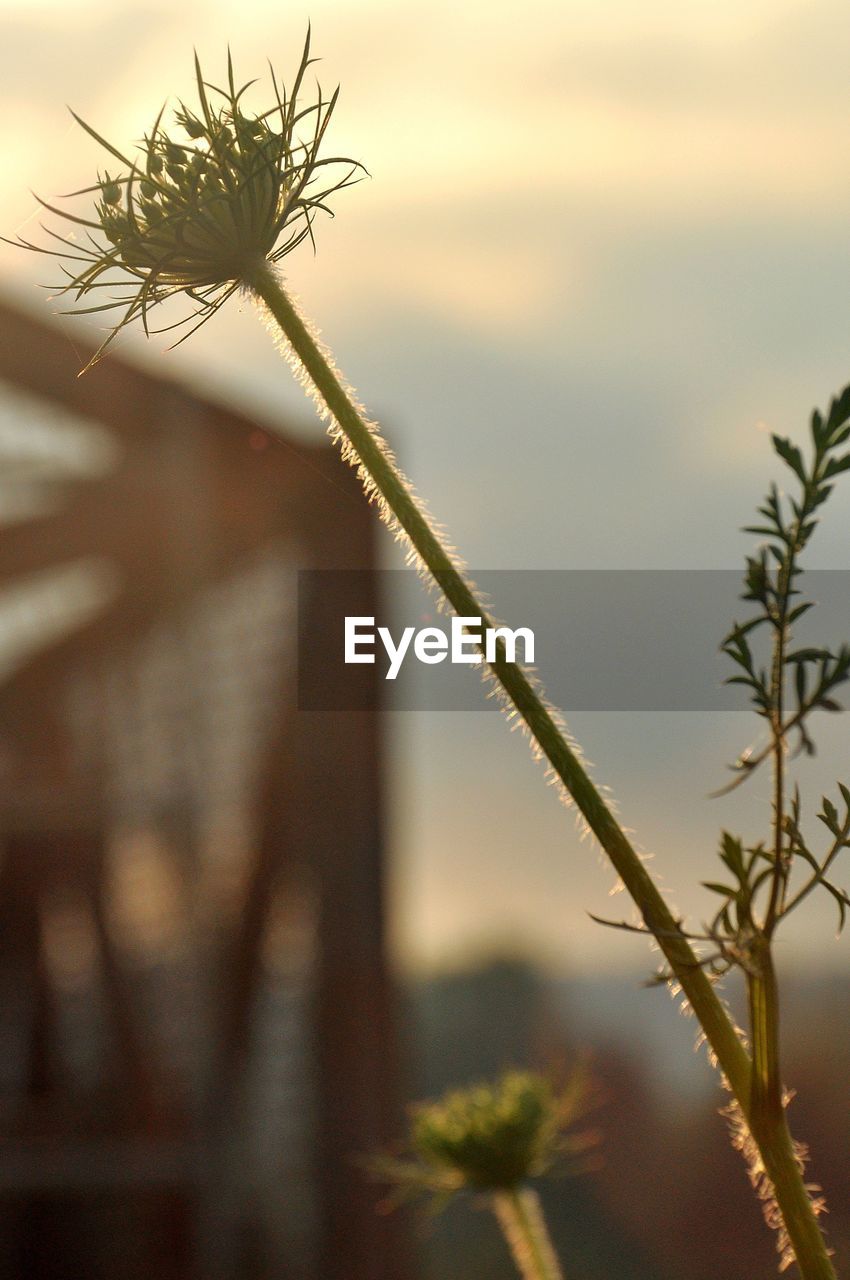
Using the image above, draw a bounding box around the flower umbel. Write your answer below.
[372,1071,593,1280]
[411,1072,567,1191]
[11,30,362,368]
[373,1069,596,1204]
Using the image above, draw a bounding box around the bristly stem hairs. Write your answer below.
[9,31,842,1279]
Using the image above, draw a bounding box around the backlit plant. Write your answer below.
[12,33,361,368]
[8,31,847,1279]
[596,396,850,1269]
[373,1070,595,1280]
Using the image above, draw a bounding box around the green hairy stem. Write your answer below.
[748,949,830,1277]
[493,1188,564,1280]
[248,265,834,1279]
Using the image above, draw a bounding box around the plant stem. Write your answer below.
[248,265,835,1279]
[765,602,787,934]
[493,1188,564,1280]
[748,940,783,1125]
[765,484,799,935]
[245,267,750,1091]
[748,945,833,1277]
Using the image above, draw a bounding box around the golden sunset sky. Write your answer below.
[2,0,850,975]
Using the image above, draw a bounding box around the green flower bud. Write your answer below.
[370,1066,594,1215]
[10,32,364,367]
[101,176,122,206]
[411,1073,561,1191]
[101,209,129,244]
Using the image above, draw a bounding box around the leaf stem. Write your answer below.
[247,265,835,1279]
[492,1188,564,1280]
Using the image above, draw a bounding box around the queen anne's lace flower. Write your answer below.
[372,1069,596,1206]
[10,30,361,368]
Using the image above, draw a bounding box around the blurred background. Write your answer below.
[0,0,849,1275]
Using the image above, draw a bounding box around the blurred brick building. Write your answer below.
[0,299,405,1280]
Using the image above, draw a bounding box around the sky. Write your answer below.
[2,0,850,978]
